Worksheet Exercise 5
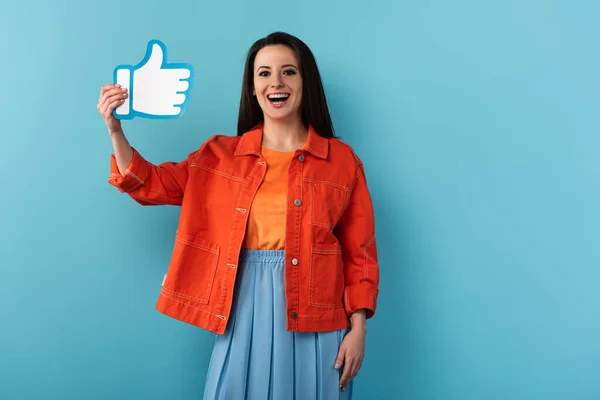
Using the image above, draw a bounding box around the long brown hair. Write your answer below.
[237,32,336,138]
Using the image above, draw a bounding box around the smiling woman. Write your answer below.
[237,32,335,145]
[100,31,379,400]
[254,45,303,117]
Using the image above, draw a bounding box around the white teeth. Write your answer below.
[268,94,289,99]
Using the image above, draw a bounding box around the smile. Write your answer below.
[267,93,290,108]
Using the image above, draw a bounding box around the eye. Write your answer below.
[258,71,270,77]
[283,69,297,75]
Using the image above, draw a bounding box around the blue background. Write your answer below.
[1,0,598,399]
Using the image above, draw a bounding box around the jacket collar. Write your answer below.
[235,125,329,159]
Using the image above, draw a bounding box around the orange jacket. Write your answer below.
[108,126,379,334]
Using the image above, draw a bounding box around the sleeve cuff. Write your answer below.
[344,282,378,319]
[108,148,149,193]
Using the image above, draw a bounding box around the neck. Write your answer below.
[261,117,308,152]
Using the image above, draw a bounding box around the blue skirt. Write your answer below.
[203,249,353,399]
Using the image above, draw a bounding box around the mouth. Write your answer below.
[267,93,290,108]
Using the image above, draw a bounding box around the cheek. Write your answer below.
[293,81,302,101]
[254,85,266,101]
[295,89,302,105]
[253,79,265,94]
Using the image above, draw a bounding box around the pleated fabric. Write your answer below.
[203,249,353,400]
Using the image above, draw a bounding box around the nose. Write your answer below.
[271,74,284,88]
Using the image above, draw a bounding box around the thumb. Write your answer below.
[143,41,165,69]
[334,346,346,369]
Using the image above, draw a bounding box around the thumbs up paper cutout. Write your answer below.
[113,40,194,120]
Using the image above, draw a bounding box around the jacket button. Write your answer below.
[298,155,305,162]
[291,312,298,319]
[294,199,302,206]
[291,258,298,266]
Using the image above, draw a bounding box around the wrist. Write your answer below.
[109,128,125,138]
[350,309,367,333]
[351,323,367,335]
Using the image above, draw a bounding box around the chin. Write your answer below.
[266,112,301,123]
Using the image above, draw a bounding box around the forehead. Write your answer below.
[254,45,299,68]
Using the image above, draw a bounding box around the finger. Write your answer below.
[99,93,126,116]
[354,357,363,377]
[347,357,362,390]
[98,93,116,110]
[98,96,110,113]
[100,90,128,111]
[102,87,127,102]
[334,347,346,370]
[100,84,116,94]
[99,85,126,103]
[100,84,120,99]
[101,96,126,117]
[339,358,354,390]
[98,96,118,116]
[348,358,362,383]
[105,97,126,115]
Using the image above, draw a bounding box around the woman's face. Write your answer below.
[253,45,303,124]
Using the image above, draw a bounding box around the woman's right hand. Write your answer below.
[97,84,128,135]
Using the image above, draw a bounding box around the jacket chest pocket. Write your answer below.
[163,231,220,305]
[308,180,350,230]
[309,243,345,308]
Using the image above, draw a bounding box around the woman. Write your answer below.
[98,32,379,399]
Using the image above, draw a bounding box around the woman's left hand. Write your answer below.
[335,325,366,391]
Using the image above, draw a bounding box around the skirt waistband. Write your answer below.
[239,249,285,263]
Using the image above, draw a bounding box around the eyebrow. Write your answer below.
[256,64,298,72]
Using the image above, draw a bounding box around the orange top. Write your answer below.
[243,147,295,250]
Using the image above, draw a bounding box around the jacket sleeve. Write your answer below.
[334,157,380,319]
[107,147,196,206]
